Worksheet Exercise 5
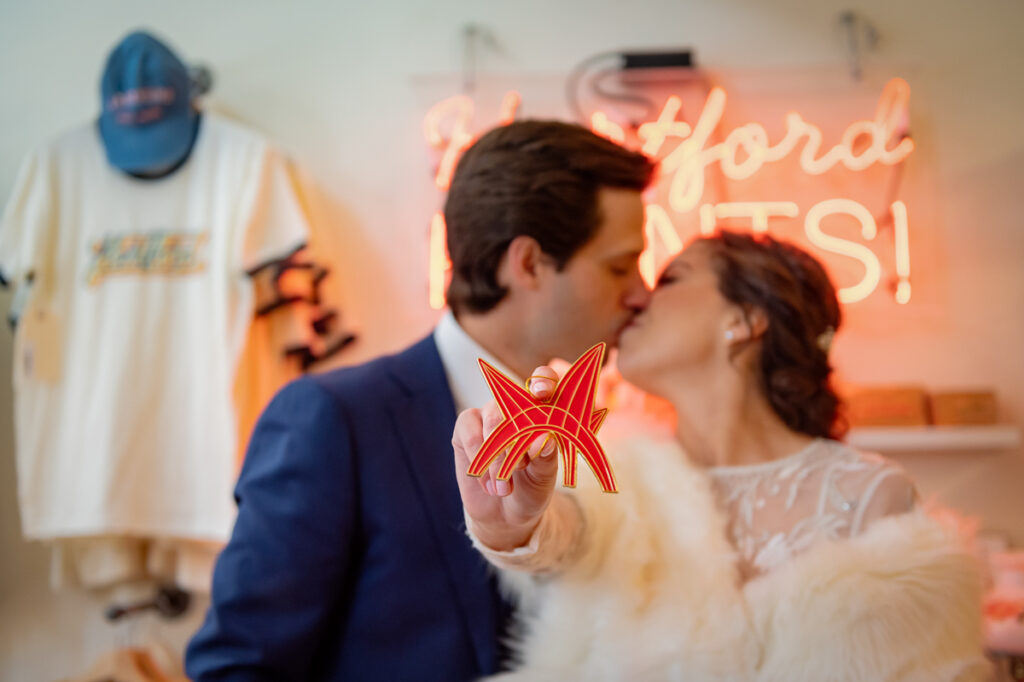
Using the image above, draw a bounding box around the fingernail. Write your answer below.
[495,479,510,496]
[529,436,554,460]
[485,479,496,496]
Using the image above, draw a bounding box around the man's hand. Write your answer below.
[453,366,561,551]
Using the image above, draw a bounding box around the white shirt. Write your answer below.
[0,113,309,542]
[433,310,523,414]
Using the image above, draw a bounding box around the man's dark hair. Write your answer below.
[443,120,656,315]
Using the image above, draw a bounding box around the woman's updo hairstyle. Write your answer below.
[697,230,846,439]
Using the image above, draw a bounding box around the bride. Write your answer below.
[452,230,989,681]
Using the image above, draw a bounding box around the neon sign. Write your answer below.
[424,78,914,308]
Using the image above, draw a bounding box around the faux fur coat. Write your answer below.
[479,424,990,682]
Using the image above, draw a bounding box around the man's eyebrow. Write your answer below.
[609,250,644,261]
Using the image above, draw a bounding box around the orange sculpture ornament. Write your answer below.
[467,343,618,493]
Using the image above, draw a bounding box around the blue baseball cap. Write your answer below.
[99,31,197,173]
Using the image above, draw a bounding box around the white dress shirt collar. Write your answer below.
[434,310,523,414]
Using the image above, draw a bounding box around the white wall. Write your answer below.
[1,0,1022,678]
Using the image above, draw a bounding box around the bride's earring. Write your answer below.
[724,330,735,341]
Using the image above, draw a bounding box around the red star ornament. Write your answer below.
[467,342,617,493]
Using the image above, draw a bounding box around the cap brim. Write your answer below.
[99,109,197,173]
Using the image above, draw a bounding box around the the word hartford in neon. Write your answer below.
[424,79,914,308]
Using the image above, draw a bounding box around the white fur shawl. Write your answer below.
[486,423,990,682]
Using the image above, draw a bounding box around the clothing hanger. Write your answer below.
[60,586,192,681]
[104,585,190,622]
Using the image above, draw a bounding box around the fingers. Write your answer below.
[490,435,558,498]
[452,407,504,524]
[481,402,503,439]
[452,408,484,471]
[527,366,559,400]
[486,437,515,497]
[484,367,561,498]
[516,437,560,493]
[527,434,557,460]
[452,407,500,502]
[478,403,505,495]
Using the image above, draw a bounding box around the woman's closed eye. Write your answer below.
[656,271,680,288]
[656,261,692,288]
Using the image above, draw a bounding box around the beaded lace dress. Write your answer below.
[470,437,916,586]
[707,438,916,582]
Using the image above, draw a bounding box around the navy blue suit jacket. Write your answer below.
[186,335,510,681]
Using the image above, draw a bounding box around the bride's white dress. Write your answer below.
[468,421,988,681]
[707,437,916,581]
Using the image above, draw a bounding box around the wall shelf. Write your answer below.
[847,425,1022,453]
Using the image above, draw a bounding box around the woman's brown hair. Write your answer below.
[698,230,847,439]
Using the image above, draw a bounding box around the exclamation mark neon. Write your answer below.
[891,200,911,304]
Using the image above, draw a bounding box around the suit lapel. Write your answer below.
[387,335,501,674]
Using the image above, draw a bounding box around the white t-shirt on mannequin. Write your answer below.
[0,113,309,544]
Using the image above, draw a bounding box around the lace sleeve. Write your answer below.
[709,439,924,580]
[850,466,918,536]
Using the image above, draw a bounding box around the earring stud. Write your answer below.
[724,330,735,341]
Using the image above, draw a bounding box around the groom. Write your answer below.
[186,120,655,681]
